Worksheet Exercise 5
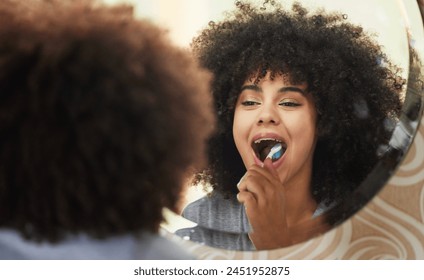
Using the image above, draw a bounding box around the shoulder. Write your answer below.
[175,225,255,251]
[136,231,194,260]
[180,191,250,233]
[0,229,193,260]
[181,192,238,222]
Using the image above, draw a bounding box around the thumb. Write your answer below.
[263,157,279,179]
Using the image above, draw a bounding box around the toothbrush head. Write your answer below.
[266,143,283,162]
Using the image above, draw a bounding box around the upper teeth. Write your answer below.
[254,138,282,144]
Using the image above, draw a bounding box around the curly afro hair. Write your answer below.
[0,0,214,242]
[192,1,403,208]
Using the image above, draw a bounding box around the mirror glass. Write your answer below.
[107,0,424,251]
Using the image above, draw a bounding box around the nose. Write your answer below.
[257,104,280,125]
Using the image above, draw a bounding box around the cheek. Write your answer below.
[300,125,317,155]
[232,110,251,152]
[297,106,317,138]
[288,115,317,151]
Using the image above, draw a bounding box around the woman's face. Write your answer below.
[233,72,318,188]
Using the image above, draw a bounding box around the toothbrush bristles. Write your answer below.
[266,143,282,160]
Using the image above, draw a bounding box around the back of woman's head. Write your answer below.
[0,0,214,242]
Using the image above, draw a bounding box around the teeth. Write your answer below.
[254,138,282,144]
[252,138,286,162]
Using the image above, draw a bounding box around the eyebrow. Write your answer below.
[240,84,306,95]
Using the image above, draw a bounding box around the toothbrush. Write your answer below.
[266,143,282,161]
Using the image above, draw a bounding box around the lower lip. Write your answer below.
[253,150,286,169]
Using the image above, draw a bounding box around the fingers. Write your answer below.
[237,171,267,198]
[237,172,264,206]
[240,165,280,194]
[248,159,280,184]
[236,161,289,249]
[236,161,282,208]
[263,158,279,179]
[236,190,256,208]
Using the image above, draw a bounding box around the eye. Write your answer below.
[279,99,300,107]
[241,100,261,106]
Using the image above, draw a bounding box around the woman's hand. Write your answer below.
[236,158,292,249]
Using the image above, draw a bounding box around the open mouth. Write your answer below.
[251,138,287,162]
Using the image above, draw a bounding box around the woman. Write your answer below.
[0,0,214,259]
[176,1,403,250]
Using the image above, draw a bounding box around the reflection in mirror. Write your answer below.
[157,0,423,251]
[325,3,424,227]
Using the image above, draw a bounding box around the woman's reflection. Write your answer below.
[176,1,403,250]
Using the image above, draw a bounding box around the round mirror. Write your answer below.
[122,0,423,252]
